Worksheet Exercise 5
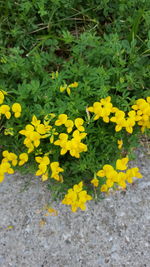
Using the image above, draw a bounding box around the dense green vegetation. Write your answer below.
[0,0,150,202]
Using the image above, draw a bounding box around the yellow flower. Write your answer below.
[0,105,11,119]
[125,118,135,134]
[18,153,28,166]
[91,178,99,187]
[19,124,41,152]
[31,115,41,127]
[72,130,87,140]
[50,162,64,181]
[60,84,67,93]
[0,91,4,104]
[97,164,114,178]
[131,97,150,132]
[60,82,78,95]
[54,133,69,155]
[100,184,108,192]
[126,167,142,179]
[41,172,49,182]
[55,114,68,126]
[66,86,71,95]
[88,97,113,122]
[2,151,18,166]
[35,156,50,165]
[30,131,41,147]
[117,139,123,149]
[116,157,129,170]
[117,172,127,188]
[31,115,52,135]
[75,118,85,132]
[88,102,102,120]
[36,124,50,135]
[12,103,22,118]
[65,120,74,133]
[69,82,78,88]
[73,181,83,191]
[62,181,92,212]
[0,162,14,178]
[106,179,114,188]
[110,110,126,132]
[35,156,50,179]
[68,138,87,158]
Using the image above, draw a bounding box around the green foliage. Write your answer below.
[0,0,150,196]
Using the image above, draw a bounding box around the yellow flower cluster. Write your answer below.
[93,157,143,192]
[54,114,87,158]
[88,96,150,133]
[60,82,78,95]
[0,92,148,213]
[62,181,92,212]
[2,151,18,166]
[132,97,150,133]
[35,155,64,182]
[88,96,113,122]
[0,91,22,119]
[0,151,28,182]
[19,115,51,153]
[0,162,14,182]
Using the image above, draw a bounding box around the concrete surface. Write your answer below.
[0,147,150,267]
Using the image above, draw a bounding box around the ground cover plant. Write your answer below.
[0,0,150,212]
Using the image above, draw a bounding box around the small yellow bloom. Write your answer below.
[116,157,129,170]
[100,184,108,192]
[97,164,114,178]
[69,82,78,88]
[41,172,49,181]
[106,179,114,188]
[12,103,22,118]
[55,114,68,126]
[31,115,41,127]
[65,120,74,133]
[35,156,50,165]
[91,178,99,187]
[66,86,71,95]
[60,82,78,95]
[50,162,64,181]
[117,139,123,149]
[2,151,18,166]
[18,153,28,166]
[62,181,92,212]
[0,162,14,176]
[0,105,11,119]
[60,84,67,93]
[74,118,85,132]
[36,124,50,135]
